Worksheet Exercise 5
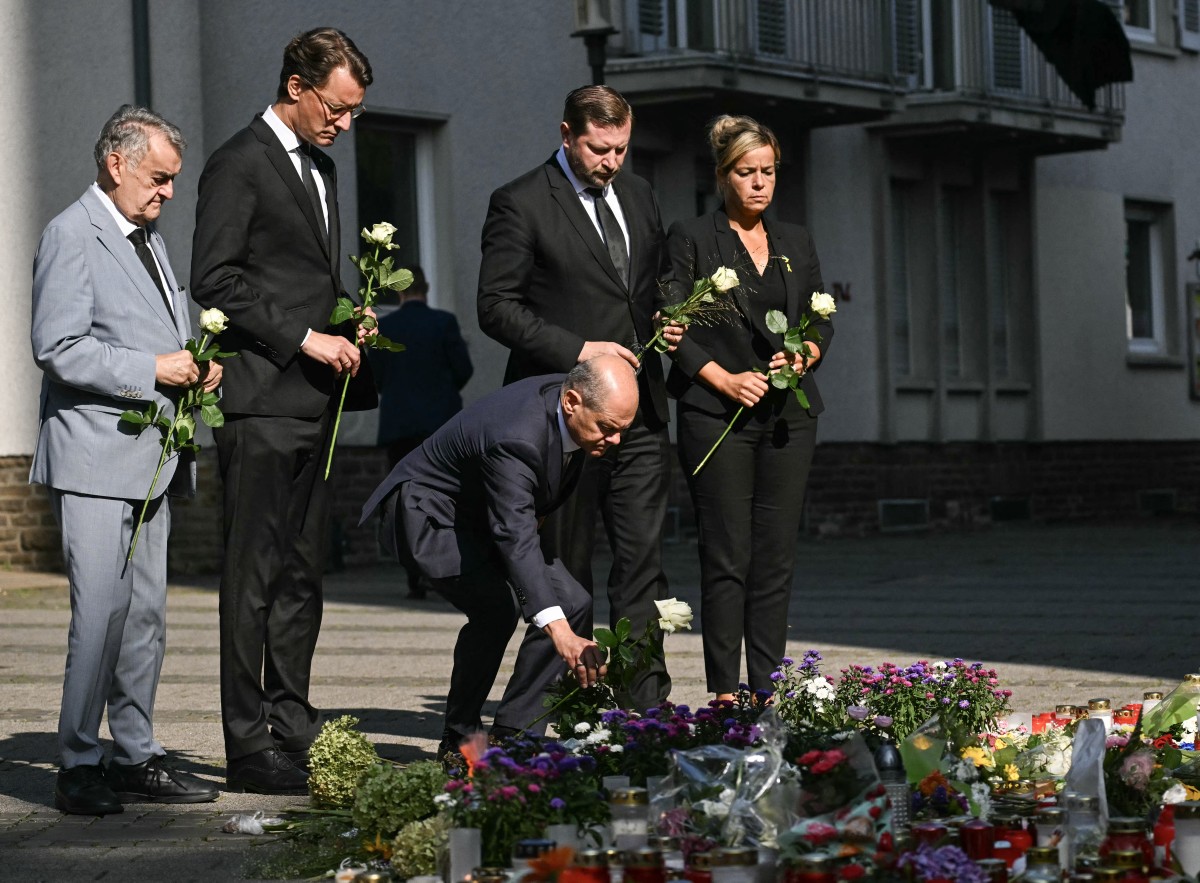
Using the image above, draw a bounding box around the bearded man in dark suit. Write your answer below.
[191,27,375,795]
[477,86,679,731]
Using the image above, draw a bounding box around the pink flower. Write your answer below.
[1119,750,1154,790]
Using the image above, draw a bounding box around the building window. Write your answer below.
[1123,0,1153,29]
[354,114,440,303]
[1125,203,1170,355]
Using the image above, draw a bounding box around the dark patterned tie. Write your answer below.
[585,187,628,286]
[297,144,328,239]
[127,228,173,317]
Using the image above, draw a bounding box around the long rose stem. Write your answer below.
[127,330,210,562]
[692,406,743,476]
[323,369,354,480]
[525,685,580,731]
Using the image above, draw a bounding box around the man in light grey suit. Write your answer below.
[30,106,221,814]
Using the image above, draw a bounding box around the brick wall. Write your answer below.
[4,440,1197,574]
[0,457,63,570]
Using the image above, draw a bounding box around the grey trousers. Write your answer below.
[52,489,169,768]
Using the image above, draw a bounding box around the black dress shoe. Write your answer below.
[105,755,219,804]
[55,765,123,816]
[278,747,309,773]
[226,747,308,795]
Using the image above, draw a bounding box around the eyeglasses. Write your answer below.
[307,83,365,120]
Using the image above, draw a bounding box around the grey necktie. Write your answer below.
[585,186,628,286]
[297,144,327,238]
[127,228,173,317]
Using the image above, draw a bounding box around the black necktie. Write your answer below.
[297,144,327,238]
[127,228,173,316]
[559,449,583,499]
[585,187,628,286]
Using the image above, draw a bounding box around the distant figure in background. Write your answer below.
[371,266,473,468]
[370,266,473,598]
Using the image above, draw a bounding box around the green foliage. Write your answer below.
[390,814,450,879]
[351,761,448,840]
[307,715,380,808]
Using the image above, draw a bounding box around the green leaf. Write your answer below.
[197,343,221,362]
[185,339,201,358]
[765,309,789,334]
[384,268,414,292]
[592,627,616,648]
[200,392,220,406]
[783,330,806,354]
[770,371,791,390]
[370,335,406,353]
[119,410,148,427]
[653,337,671,354]
[617,645,635,666]
[214,349,239,360]
[614,617,632,642]
[200,404,225,428]
[795,388,810,409]
[329,302,356,325]
[359,315,377,331]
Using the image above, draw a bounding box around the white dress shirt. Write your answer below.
[91,182,171,305]
[555,146,630,254]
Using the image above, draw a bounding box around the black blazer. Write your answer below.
[664,208,833,418]
[360,375,578,618]
[476,156,669,427]
[191,114,373,418]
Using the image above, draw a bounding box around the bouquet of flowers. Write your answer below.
[836,659,1012,745]
[779,731,895,879]
[898,844,988,883]
[438,743,606,866]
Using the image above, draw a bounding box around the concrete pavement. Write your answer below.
[1,521,1197,879]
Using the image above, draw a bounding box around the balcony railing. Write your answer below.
[901,1,1124,121]
[610,0,1124,132]
[614,0,903,89]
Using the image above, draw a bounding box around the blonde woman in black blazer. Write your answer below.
[665,115,834,701]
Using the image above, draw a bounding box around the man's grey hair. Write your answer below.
[563,358,625,408]
[93,105,186,170]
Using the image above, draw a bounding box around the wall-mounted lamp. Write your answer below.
[572,0,619,85]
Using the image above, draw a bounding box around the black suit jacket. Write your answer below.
[360,375,578,618]
[664,208,834,418]
[476,156,669,427]
[191,114,374,418]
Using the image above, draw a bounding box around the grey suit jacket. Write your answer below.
[29,186,195,500]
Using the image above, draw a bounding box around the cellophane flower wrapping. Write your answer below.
[651,707,800,856]
[778,728,895,876]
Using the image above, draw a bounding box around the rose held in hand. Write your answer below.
[654,598,693,634]
[809,290,837,318]
[710,266,739,293]
[362,222,398,247]
[199,308,228,334]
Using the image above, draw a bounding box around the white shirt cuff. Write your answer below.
[532,606,566,629]
[300,328,313,350]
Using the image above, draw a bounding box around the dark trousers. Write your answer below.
[494,418,672,730]
[214,412,333,760]
[676,400,818,693]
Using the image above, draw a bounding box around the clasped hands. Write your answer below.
[300,305,378,375]
[721,343,822,409]
[154,350,223,392]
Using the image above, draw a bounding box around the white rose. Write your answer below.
[361,222,398,246]
[574,722,592,733]
[809,291,837,318]
[654,598,693,634]
[709,266,739,292]
[199,308,228,335]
